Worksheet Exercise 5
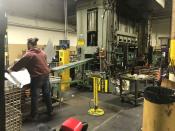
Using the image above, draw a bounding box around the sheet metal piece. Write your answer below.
[52,58,93,73]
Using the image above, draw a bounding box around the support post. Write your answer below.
[0,0,7,130]
[169,0,175,82]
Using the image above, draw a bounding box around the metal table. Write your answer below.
[50,76,62,107]
[119,74,155,106]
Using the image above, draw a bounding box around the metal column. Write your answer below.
[0,0,7,130]
[169,0,175,82]
[64,0,68,40]
[171,0,175,39]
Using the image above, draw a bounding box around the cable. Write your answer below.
[169,59,175,76]
[101,9,107,48]
[89,99,94,109]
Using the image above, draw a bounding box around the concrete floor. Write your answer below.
[22,89,143,131]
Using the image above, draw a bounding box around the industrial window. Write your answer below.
[87,8,98,46]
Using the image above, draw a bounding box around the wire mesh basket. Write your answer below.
[5,82,22,131]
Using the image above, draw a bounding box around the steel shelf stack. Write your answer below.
[5,83,22,131]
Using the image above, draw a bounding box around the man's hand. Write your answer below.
[7,67,12,73]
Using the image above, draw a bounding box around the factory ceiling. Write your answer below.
[151,0,172,19]
[117,0,171,20]
[5,0,171,25]
[5,0,76,25]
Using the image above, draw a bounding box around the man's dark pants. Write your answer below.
[30,75,53,118]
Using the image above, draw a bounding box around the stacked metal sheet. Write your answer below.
[5,83,22,131]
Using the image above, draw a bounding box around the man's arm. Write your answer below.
[10,54,32,72]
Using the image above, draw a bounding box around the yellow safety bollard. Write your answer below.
[88,76,104,116]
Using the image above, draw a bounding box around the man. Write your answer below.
[10,38,53,121]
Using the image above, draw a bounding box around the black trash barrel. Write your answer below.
[142,86,175,131]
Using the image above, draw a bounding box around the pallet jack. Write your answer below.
[59,118,88,131]
[36,118,88,131]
